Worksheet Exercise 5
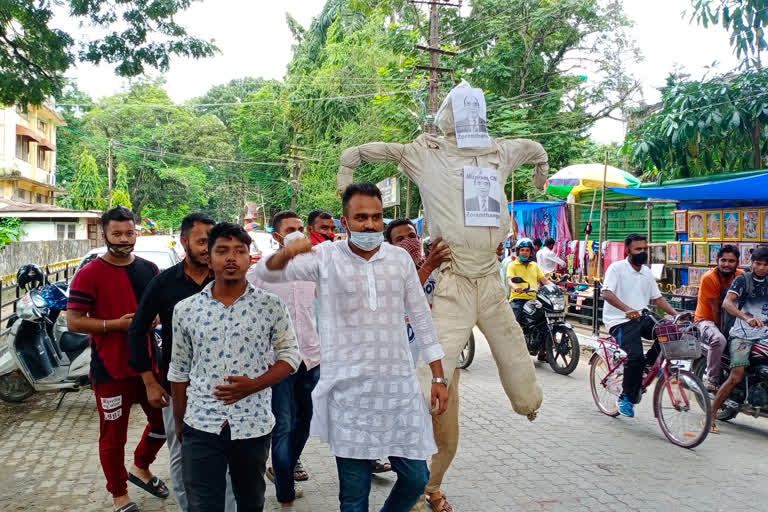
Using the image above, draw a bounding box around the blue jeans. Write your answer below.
[271,363,320,503]
[335,456,429,512]
[181,423,270,512]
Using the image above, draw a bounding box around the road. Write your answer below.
[1,329,767,511]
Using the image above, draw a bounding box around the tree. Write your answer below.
[689,0,768,70]
[111,163,132,208]
[0,0,216,106]
[69,150,106,210]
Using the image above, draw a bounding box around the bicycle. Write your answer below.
[589,310,712,448]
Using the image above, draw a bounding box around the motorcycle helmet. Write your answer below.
[17,264,46,291]
[515,238,534,251]
[41,283,68,310]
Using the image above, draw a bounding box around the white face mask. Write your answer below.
[283,231,306,245]
[349,231,384,251]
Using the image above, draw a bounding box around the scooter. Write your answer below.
[510,276,580,375]
[0,281,90,404]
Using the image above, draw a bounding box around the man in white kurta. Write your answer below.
[253,182,447,512]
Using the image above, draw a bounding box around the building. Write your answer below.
[0,198,101,244]
[0,102,66,205]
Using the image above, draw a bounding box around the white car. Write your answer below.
[75,238,181,275]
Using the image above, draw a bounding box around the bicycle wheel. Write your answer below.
[589,355,619,417]
[653,369,711,448]
[457,334,475,370]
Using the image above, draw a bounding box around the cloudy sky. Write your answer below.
[62,0,739,143]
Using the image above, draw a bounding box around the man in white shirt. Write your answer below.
[601,233,677,418]
[248,210,321,510]
[254,182,449,512]
[536,237,565,274]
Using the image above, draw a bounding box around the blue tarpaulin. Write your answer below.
[507,200,565,213]
[608,172,768,201]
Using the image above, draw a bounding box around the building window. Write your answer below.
[56,223,76,240]
[37,120,48,138]
[35,193,43,204]
[15,135,29,162]
[16,189,26,201]
[37,148,47,170]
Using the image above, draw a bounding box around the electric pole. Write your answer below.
[107,139,113,206]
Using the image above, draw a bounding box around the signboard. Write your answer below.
[377,176,400,208]
[463,166,500,227]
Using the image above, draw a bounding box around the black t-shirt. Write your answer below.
[728,273,768,339]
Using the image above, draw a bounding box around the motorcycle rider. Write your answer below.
[601,233,678,418]
[710,246,768,434]
[694,245,742,391]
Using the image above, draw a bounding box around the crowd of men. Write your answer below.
[69,182,461,512]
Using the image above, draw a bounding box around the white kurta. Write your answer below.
[254,241,444,460]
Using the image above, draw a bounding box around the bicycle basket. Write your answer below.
[654,321,701,360]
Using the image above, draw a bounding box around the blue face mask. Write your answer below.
[349,231,384,251]
[518,255,529,262]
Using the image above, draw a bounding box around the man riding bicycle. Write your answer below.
[601,234,678,417]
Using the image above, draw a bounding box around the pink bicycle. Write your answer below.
[589,311,712,448]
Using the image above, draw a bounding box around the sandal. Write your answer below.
[426,491,454,512]
[294,459,309,481]
[266,468,304,498]
[371,459,392,473]
[114,503,139,512]
[127,474,169,499]
[710,422,720,434]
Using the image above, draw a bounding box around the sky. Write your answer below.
[61,0,740,143]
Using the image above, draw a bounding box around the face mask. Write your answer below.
[106,241,134,258]
[629,251,648,266]
[396,237,425,267]
[349,231,384,251]
[283,231,306,245]
[517,254,529,262]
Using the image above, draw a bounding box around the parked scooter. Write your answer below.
[693,336,768,421]
[510,276,580,375]
[0,265,90,403]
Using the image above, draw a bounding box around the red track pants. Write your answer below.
[93,377,166,497]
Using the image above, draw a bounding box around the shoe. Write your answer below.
[295,485,304,499]
[616,395,635,417]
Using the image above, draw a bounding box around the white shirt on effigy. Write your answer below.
[253,241,444,460]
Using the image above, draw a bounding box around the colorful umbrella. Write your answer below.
[545,164,640,198]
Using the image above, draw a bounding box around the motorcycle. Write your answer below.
[456,333,475,370]
[693,335,768,422]
[510,276,580,375]
[0,278,91,404]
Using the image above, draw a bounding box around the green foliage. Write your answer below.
[111,163,132,208]
[70,150,106,210]
[0,218,24,249]
[625,70,768,179]
[689,0,768,69]
[0,0,216,106]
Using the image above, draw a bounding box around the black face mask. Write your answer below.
[629,251,648,266]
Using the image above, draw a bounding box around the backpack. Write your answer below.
[721,270,755,336]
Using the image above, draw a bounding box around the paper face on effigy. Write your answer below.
[452,87,492,148]
[464,166,501,227]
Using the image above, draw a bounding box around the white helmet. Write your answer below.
[515,238,534,250]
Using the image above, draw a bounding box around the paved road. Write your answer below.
[2,330,768,511]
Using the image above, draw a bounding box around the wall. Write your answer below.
[0,239,90,275]
[19,218,91,242]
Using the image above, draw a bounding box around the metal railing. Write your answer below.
[0,259,81,337]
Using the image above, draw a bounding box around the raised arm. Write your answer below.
[497,138,550,190]
[256,238,320,283]
[338,141,416,193]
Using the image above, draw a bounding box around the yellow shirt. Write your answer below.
[507,258,544,301]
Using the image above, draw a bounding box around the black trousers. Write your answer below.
[182,423,270,512]
[610,316,660,403]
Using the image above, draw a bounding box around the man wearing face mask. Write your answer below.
[307,209,337,245]
[67,207,166,512]
[602,233,678,418]
[247,210,320,510]
[254,183,449,512]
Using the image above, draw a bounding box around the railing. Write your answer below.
[0,259,81,337]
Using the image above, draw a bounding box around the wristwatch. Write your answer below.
[432,377,448,385]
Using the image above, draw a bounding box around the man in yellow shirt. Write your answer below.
[507,238,552,361]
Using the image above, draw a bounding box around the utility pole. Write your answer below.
[412,0,460,133]
[107,139,113,206]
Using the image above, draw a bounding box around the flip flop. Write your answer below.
[114,503,139,512]
[266,468,304,498]
[371,459,392,473]
[127,474,169,499]
[294,459,309,482]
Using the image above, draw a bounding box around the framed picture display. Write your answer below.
[723,210,741,240]
[649,243,666,264]
[705,210,723,241]
[743,209,761,241]
[688,211,705,241]
[673,210,688,233]
[762,209,768,241]
[666,242,680,264]
[688,267,702,287]
[694,243,709,266]
[708,243,721,265]
[680,242,693,264]
[740,242,756,267]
